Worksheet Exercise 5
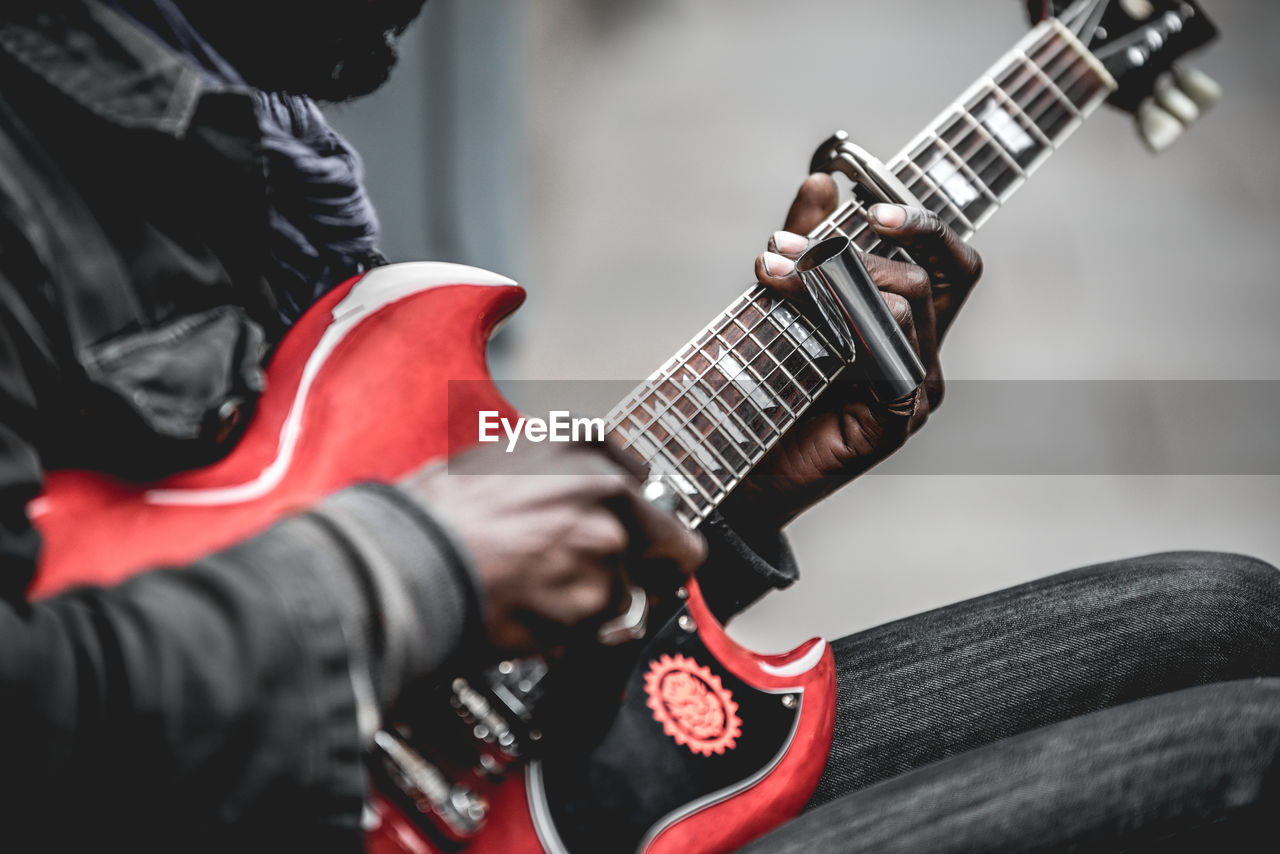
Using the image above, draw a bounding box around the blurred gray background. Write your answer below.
[329,0,1280,652]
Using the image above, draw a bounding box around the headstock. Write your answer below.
[1025,1,1221,152]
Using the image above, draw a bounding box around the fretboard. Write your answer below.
[606,19,1116,529]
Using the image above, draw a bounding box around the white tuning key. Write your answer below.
[1174,67,1223,111]
[1154,73,1200,125]
[1136,97,1185,153]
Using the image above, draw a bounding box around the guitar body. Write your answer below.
[29,263,523,593]
[29,263,836,853]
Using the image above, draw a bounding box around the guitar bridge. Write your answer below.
[372,729,489,842]
[369,657,550,844]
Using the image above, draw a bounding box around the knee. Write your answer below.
[1141,550,1279,605]
[1112,551,1280,668]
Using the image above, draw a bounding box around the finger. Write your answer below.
[866,204,982,338]
[881,292,923,366]
[866,205,982,283]
[838,396,912,464]
[566,509,631,560]
[783,173,840,236]
[754,250,803,300]
[863,254,941,389]
[529,567,617,628]
[617,483,706,577]
[767,229,810,259]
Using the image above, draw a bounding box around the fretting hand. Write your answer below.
[721,173,983,532]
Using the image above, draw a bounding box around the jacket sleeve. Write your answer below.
[696,511,801,623]
[0,272,484,848]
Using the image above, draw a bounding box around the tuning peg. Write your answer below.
[1136,97,1184,153]
[1174,67,1222,111]
[1154,73,1199,125]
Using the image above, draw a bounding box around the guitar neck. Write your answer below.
[605,19,1117,529]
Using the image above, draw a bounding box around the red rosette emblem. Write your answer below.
[644,653,742,756]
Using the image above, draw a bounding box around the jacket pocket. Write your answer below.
[79,306,266,480]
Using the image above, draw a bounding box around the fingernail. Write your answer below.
[869,204,907,228]
[770,231,809,255]
[761,251,795,277]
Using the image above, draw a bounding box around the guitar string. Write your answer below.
[609,28,1102,521]
[607,27,1108,520]
[632,31,1089,435]
[608,292,819,501]
[614,30,1098,510]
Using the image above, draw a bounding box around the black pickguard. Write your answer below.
[538,603,802,854]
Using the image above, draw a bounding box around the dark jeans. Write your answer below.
[741,551,1280,852]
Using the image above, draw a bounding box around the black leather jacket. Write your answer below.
[0,3,798,850]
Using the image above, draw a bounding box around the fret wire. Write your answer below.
[633,393,739,492]
[863,27,1079,260]
[608,376,663,436]
[742,296,828,379]
[761,299,848,384]
[1033,36,1107,108]
[737,303,844,402]
[925,130,1002,208]
[750,331,817,405]
[641,386,757,487]
[931,62,1046,157]
[694,317,824,452]
[890,20,1111,201]
[896,159,976,234]
[1014,49,1082,122]
[675,343,783,468]
[642,369,756,485]
[993,60,1097,141]
[902,29,1079,172]
[731,312,810,387]
[982,77,1054,148]
[735,312,822,399]
[695,370,807,477]
[661,385,763,485]
[906,119,1017,207]
[929,117,994,175]
[956,108,1028,182]
[607,422,704,519]
[1003,75,1075,147]
[647,439,719,509]
[656,289,811,446]
[900,45,1044,167]
[893,160,985,238]
[711,328,800,420]
[606,292,750,431]
[608,21,1115,521]
[639,293,842,500]
[725,293,831,386]
[620,346,747,455]
[914,77,1042,179]
[633,392,725,504]
[730,322,817,411]
[749,300,837,390]
[653,297,785,439]
[673,391,761,483]
[933,83,1043,176]
[997,51,1079,140]
[826,208,889,257]
[811,199,859,239]
[620,313,781,471]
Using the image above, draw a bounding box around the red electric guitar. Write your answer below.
[29,4,1218,852]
